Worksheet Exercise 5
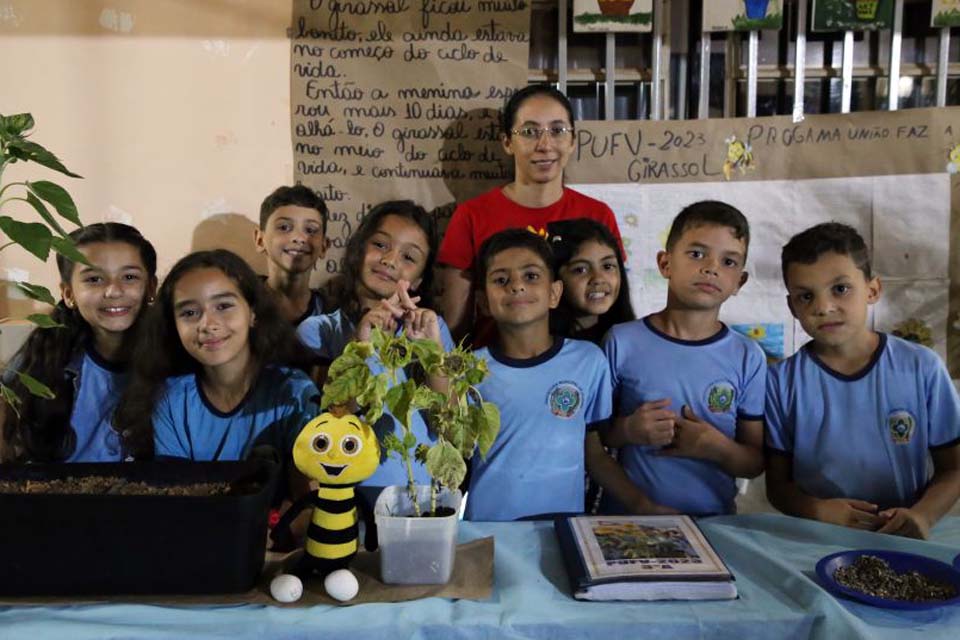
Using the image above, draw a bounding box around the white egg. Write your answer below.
[269,573,303,603]
[324,569,359,602]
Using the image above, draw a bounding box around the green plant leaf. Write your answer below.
[0,382,23,416]
[411,338,443,373]
[476,401,501,458]
[402,431,418,451]
[28,181,81,227]
[0,215,52,260]
[51,236,92,266]
[414,443,430,464]
[425,441,467,490]
[24,192,69,237]
[321,364,371,409]
[26,313,64,329]
[384,378,416,431]
[0,113,34,137]
[14,282,56,306]
[381,432,407,460]
[356,373,388,424]
[16,371,55,399]
[5,139,81,178]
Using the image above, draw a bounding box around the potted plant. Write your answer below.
[0,112,88,408]
[320,327,499,584]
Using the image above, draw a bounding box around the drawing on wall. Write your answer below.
[573,0,653,33]
[731,323,786,362]
[722,135,756,180]
[892,318,935,348]
[703,0,784,32]
[933,1,960,28]
[812,0,893,31]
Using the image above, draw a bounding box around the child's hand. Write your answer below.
[814,498,883,531]
[404,308,442,344]
[658,406,723,459]
[356,299,404,341]
[876,507,931,539]
[625,399,676,446]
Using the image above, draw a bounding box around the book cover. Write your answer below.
[554,515,737,601]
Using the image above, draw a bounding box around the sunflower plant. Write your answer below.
[0,112,87,412]
[321,327,500,516]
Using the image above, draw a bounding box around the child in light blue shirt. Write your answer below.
[766,222,960,539]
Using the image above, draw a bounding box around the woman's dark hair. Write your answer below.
[331,200,438,321]
[500,84,575,134]
[115,249,303,458]
[547,218,634,342]
[475,227,557,283]
[1,223,157,462]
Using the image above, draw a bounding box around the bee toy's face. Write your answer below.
[293,412,381,484]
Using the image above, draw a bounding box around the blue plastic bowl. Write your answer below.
[816,549,960,610]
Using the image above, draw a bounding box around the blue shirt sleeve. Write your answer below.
[601,328,622,412]
[438,316,455,352]
[764,363,792,453]
[738,341,767,421]
[295,313,341,360]
[153,381,190,459]
[277,370,322,454]
[584,346,613,424]
[923,351,960,449]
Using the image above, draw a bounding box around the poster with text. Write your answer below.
[290,0,531,279]
[564,108,960,378]
[703,0,784,32]
[573,0,653,33]
[933,0,960,27]
[812,0,893,31]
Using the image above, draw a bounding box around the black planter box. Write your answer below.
[0,459,278,596]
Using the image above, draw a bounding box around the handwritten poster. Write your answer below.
[572,0,653,33]
[702,0,784,32]
[933,0,960,27]
[291,0,531,276]
[565,108,960,378]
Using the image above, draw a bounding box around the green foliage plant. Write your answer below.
[0,112,87,413]
[321,327,500,517]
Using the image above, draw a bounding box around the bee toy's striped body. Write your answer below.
[302,483,363,575]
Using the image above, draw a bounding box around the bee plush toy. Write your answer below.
[270,410,381,585]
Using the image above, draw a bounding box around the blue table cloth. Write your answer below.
[1,514,958,640]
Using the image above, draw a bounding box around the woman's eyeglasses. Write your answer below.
[510,126,574,141]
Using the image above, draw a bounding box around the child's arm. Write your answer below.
[878,445,960,539]
[585,430,678,515]
[657,407,764,478]
[601,400,677,448]
[765,451,884,530]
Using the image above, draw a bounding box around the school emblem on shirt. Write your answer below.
[888,410,916,445]
[547,381,582,419]
[705,381,736,414]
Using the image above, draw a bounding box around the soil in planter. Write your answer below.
[422,506,456,518]
[0,476,235,496]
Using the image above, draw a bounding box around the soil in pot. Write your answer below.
[0,476,235,496]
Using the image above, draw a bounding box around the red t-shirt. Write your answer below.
[437,186,624,271]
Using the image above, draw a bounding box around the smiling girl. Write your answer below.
[115,250,318,487]
[1,223,157,463]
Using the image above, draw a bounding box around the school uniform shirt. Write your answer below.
[603,317,766,516]
[67,347,129,462]
[258,276,326,327]
[152,366,320,461]
[465,337,613,521]
[296,308,455,487]
[765,333,960,509]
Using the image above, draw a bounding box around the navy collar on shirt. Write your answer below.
[486,336,564,368]
[83,339,128,374]
[643,315,728,346]
[804,332,887,382]
[195,370,262,418]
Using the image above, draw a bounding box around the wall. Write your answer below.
[0,0,295,322]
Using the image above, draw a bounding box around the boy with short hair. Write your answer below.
[254,184,329,325]
[464,228,614,521]
[601,200,766,516]
[765,222,960,539]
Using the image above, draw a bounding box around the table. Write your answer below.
[1,514,958,640]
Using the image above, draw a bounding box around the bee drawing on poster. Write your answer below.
[933,0,960,27]
[722,135,755,181]
[811,0,893,32]
[572,0,652,33]
[702,0,784,32]
[946,143,960,174]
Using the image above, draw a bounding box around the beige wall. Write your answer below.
[0,0,295,323]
